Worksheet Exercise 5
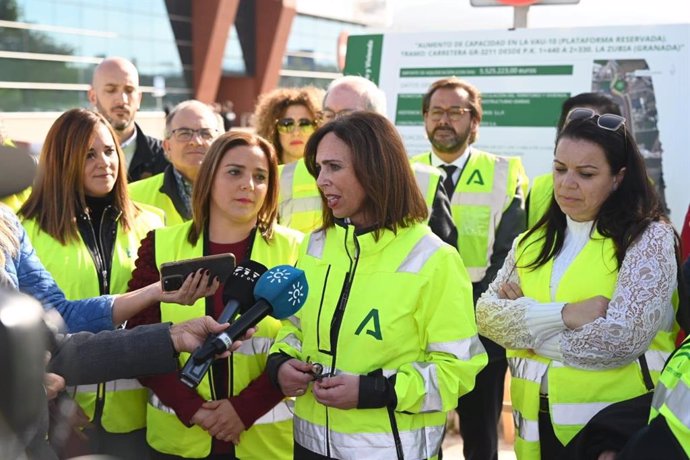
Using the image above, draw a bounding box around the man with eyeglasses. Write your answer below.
[410,77,528,460]
[88,57,169,182]
[129,100,220,226]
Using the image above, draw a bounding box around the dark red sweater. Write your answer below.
[126,231,286,454]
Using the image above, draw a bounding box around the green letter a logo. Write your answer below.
[466,169,484,185]
[354,308,382,340]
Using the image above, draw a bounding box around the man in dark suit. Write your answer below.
[88,57,169,182]
[0,290,248,460]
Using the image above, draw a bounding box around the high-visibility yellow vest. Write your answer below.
[128,172,186,227]
[147,221,301,459]
[510,228,678,459]
[411,150,527,282]
[526,173,553,228]
[23,206,163,433]
[277,160,323,234]
[271,222,487,459]
[410,162,443,220]
[649,337,690,458]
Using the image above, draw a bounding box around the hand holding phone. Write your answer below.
[160,253,236,292]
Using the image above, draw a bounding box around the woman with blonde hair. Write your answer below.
[126,130,302,460]
[253,86,323,164]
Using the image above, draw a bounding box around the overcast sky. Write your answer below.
[388,0,690,31]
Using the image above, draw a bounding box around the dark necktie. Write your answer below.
[428,164,458,249]
[441,165,458,200]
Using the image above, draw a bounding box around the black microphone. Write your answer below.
[179,261,266,386]
[180,265,309,388]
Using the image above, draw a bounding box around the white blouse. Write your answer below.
[476,219,677,370]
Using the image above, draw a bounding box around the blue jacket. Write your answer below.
[1,206,114,332]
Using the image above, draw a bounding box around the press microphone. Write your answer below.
[180,265,308,388]
[179,261,267,386]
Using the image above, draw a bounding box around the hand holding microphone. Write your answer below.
[180,264,309,388]
[179,261,266,387]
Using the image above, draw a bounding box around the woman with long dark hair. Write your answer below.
[477,108,680,459]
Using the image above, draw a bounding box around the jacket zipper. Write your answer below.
[83,207,120,433]
[324,226,360,456]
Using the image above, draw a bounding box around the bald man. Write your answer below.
[88,57,168,182]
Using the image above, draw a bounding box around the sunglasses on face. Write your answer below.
[565,107,626,131]
[275,118,317,134]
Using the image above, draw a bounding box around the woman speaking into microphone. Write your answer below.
[267,112,487,460]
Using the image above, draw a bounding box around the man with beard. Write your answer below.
[88,57,168,182]
[410,77,527,460]
[128,100,221,226]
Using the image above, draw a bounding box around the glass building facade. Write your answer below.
[1,0,370,112]
[0,0,192,111]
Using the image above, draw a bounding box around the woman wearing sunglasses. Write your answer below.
[476,108,681,459]
[253,86,323,164]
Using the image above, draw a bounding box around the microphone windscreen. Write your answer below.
[222,260,268,307]
[254,265,308,319]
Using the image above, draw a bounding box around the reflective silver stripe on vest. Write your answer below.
[412,165,435,219]
[466,267,486,280]
[287,314,301,329]
[514,409,540,442]
[280,333,303,352]
[508,357,549,384]
[149,392,176,415]
[234,336,273,356]
[551,401,611,426]
[451,156,510,282]
[644,349,670,373]
[278,161,297,221]
[280,162,298,200]
[428,335,485,361]
[306,230,327,259]
[253,399,294,425]
[397,234,443,273]
[278,161,322,224]
[72,379,144,394]
[651,380,669,411]
[656,378,690,429]
[411,362,442,412]
[294,415,443,459]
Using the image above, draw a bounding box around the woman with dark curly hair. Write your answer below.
[252,86,323,164]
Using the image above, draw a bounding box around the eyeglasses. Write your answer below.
[427,107,472,122]
[318,109,353,123]
[275,118,317,134]
[170,128,217,142]
[565,108,626,131]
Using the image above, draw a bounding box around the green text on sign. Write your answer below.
[399,65,573,78]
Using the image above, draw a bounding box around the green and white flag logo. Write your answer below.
[344,34,384,85]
